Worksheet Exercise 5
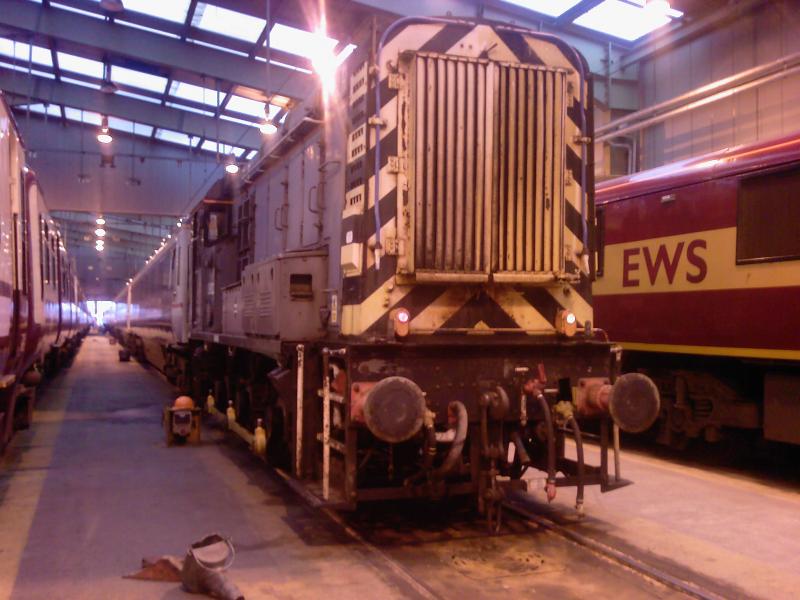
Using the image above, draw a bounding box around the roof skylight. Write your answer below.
[99,0,191,23]
[155,129,192,146]
[64,107,102,125]
[56,52,104,78]
[0,63,55,79]
[17,103,62,117]
[111,65,168,93]
[107,116,153,137]
[200,140,246,157]
[219,114,261,128]
[194,3,265,43]
[574,0,681,41]
[50,2,104,19]
[0,38,53,65]
[169,81,221,106]
[225,95,278,119]
[500,0,582,17]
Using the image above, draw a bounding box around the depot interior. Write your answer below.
[1,0,800,598]
[2,0,794,304]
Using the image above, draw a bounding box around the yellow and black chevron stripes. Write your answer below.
[344,278,594,337]
[340,20,595,338]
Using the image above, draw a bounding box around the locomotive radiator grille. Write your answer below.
[407,53,568,282]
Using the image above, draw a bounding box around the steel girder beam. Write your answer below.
[346,0,637,80]
[0,71,262,149]
[0,0,313,100]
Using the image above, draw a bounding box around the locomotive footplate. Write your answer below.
[279,337,658,515]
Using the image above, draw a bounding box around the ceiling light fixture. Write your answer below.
[99,0,125,12]
[95,228,106,237]
[96,217,105,225]
[97,116,113,144]
[224,154,239,174]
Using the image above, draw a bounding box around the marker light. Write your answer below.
[556,310,578,337]
[392,308,411,337]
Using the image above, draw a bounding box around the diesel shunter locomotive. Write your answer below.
[110,17,659,518]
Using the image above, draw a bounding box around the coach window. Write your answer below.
[736,166,800,264]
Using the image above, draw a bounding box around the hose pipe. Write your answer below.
[403,421,437,487]
[536,394,557,502]
[433,401,468,480]
[510,430,531,467]
[568,416,585,515]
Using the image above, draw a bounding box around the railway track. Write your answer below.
[210,415,732,600]
[501,499,727,600]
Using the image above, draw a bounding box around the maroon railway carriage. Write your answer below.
[0,93,91,449]
[594,131,800,446]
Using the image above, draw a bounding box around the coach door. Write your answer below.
[10,172,30,362]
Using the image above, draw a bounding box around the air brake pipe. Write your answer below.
[295,344,304,477]
[536,393,557,500]
[433,401,468,479]
[404,422,437,486]
[568,416,585,513]
[510,430,531,467]
[613,423,621,482]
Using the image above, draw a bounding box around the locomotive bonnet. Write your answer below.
[110,16,660,519]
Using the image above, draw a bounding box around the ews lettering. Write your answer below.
[622,239,707,287]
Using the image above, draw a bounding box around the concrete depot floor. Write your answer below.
[0,335,797,599]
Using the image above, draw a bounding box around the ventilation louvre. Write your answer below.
[408,53,568,282]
